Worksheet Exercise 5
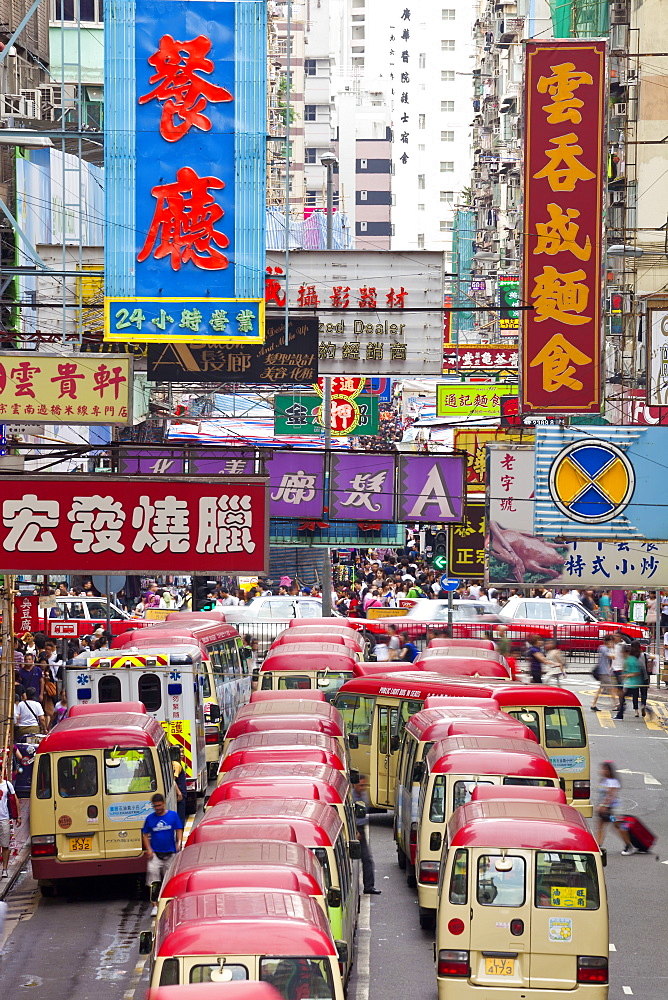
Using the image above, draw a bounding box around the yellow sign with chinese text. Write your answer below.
[0,352,133,425]
[436,384,516,418]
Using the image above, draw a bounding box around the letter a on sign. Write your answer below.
[398,456,465,523]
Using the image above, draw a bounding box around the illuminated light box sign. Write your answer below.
[105,298,264,345]
[436,383,516,418]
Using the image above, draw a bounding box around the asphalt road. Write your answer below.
[2,677,667,999]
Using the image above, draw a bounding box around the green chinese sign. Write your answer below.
[274,393,379,436]
[436,383,516,418]
[498,275,520,332]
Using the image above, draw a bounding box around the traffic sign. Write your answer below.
[49,621,78,637]
[440,576,460,592]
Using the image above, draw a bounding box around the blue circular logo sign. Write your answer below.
[548,439,634,524]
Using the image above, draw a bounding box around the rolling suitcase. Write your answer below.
[617,814,656,852]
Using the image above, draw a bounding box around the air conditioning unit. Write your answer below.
[0,94,38,117]
[610,1,630,23]
[610,191,626,204]
[614,102,627,116]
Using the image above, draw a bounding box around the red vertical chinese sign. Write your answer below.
[522,40,606,413]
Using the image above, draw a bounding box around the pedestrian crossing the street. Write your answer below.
[578,685,668,731]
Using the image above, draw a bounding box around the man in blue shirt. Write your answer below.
[142,793,183,915]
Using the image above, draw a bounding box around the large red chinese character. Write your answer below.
[265,266,286,306]
[92,364,128,400]
[50,362,85,400]
[137,166,229,271]
[138,34,233,142]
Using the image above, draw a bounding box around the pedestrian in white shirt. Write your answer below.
[0,777,19,877]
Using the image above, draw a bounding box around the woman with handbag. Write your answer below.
[0,775,20,878]
[40,659,58,727]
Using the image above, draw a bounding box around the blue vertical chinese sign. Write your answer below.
[104,0,266,344]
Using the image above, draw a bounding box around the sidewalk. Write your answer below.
[0,803,30,901]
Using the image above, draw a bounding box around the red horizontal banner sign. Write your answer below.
[443,345,519,372]
[522,40,605,413]
[0,477,268,574]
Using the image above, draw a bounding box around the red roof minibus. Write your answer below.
[418,646,511,672]
[271,632,362,658]
[250,689,326,703]
[428,638,496,651]
[470,785,567,804]
[260,647,358,700]
[30,710,177,892]
[416,736,559,927]
[394,705,538,872]
[437,800,608,998]
[417,658,510,679]
[218,732,353,782]
[186,799,359,979]
[209,761,358,840]
[147,982,284,1000]
[144,890,345,997]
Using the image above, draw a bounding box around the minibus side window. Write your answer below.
[104,748,157,794]
[507,709,541,741]
[138,673,161,712]
[334,834,350,902]
[453,779,492,811]
[344,800,357,839]
[544,707,586,748]
[190,964,249,983]
[261,957,334,1000]
[399,699,423,734]
[98,675,122,702]
[448,848,468,904]
[57,755,98,797]
[261,673,273,690]
[477,856,526,907]
[201,665,212,698]
[158,740,173,794]
[336,694,374,744]
[313,847,332,889]
[535,851,600,910]
[503,777,555,787]
[429,775,446,822]
[159,959,180,986]
[35,753,52,799]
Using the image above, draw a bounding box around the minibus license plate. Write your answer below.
[485,957,515,976]
[69,837,92,851]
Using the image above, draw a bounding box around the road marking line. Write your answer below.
[644,716,663,731]
[123,956,148,1000]
[596,710,615,728]
[355,893,371,1000]
[618,768,661,786]
[609,944,616,951]
[184,815,196,839]
[623,987,633,995]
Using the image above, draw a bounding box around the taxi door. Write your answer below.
[53,752,104,862]
[377,704,400,806]
[468,850,532,990]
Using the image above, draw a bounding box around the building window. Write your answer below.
[418,144,425,151]
[54,0,104,20]
[441,40,455,51]
[440,161,454,171]
[442,8,456,18]
[418,114,426,129]
[305,147,317,164]
[304,59,316,76]
[360,190,368,200]
[444,251,455,263]
[277,36,294,56]
[440,220,454,231]
[360,221,368,232]
[441,101,454,112]
[305,105,316,121]
[441,130,454,142]
[305,190,318,206]
[418,174,425,190]
[441,70,455,82]
[440,191,454,202]
[419,52,426,68]
[417,234,425,249]
[360,158,368,169]
[418,204,425,211]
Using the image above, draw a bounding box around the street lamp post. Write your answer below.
[319,151,338,615]
[320,151,337,251]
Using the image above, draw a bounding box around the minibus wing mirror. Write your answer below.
[412,761,425,782]
[348,734,359,750]
[327,886,342,908]
[209,705,221,723]
[149,880,162,903]
[600,847,607,867]
[169,746,181,762]
[349,840,362,860]
[430,831,442,853]
[335,940,349,967]
[138,931,153,955]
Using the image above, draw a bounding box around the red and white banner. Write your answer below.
[522,40,606,413]
[443,345,519,373]
[0,477,268,574]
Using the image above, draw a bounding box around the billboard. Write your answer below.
[329,454,396,521]
[455,429,516,493]
[521,41,606,413]
[436,383,516,419]
[397,455,465,524]
[449,499,485,579]
[533,425,668,540]
[105,0,266,341]
[443,346,518,374]
[146,316,318,383]
[646,307,668,406]
[498,276,520,332]
[486,443,668,586]
[0,477,268,574]
[265,250,445,376]
[0,353,132,424]
[274,393,379,436]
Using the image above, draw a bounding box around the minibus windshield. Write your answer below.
[535,851,600,909]
[104,747,157,794]
[261,957,335,999]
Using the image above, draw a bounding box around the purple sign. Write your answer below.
[118,450,185,475]
[397,455,465,524]
[330,454,395,521]
[268,452,325,518]
[191,451,255,475]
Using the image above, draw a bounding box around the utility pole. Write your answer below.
[0,576,15,780]
[320,152,338,618]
